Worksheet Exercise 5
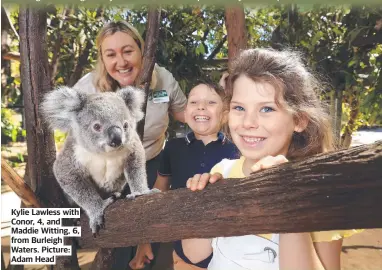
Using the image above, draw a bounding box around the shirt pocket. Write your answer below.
[144,100,170,141]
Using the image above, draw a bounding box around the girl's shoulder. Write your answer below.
[210,157,245,178]
[311,229,364,242]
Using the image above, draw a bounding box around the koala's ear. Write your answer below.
[40,86,86,131]
[117,86,145,122]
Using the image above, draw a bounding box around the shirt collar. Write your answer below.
[185,132,227,145]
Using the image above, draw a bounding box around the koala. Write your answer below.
[40,86,159,235]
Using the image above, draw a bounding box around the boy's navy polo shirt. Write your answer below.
[158,132,239,268]
[158,132,239,190]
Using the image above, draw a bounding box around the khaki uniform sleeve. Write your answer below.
[155,65,187,113]
[169,79,187,113]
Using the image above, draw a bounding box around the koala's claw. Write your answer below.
[126,188,161,200]
[149,188,161,194]
[112,192,123,199]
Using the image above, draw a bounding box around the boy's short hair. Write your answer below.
[190,76,226,101]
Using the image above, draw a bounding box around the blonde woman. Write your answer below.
[74,21,187,270]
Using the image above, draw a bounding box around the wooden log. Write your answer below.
[79,141,382,248]
[1,158,42,208]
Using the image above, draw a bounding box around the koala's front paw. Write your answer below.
[88,197,116,238]
[125,188,161,200]
[111,192,123,200]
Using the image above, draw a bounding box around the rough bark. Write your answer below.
[341,86,360,148]
[330,89,343,142]
[225,6,247,70]
[2,6,12,104]
[78,141,382,249]
[18,7,79,270]
[136,7,161,141]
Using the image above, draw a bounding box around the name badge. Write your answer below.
[152,90,169,103]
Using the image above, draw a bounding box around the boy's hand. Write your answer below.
[251,155,288,173]
[186,173,223,191]
[129,243,153,269]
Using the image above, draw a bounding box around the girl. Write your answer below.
[182,48,361,270]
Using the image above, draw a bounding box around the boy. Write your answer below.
[129,79,239,270]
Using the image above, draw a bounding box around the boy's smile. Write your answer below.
[185,84,224,144]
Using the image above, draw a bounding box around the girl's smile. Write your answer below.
[228,75,306,171]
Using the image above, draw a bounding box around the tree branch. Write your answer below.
[207,35,227,61]
[136,7,161,141]
[351,29,382,47]
[1,158,43,208]
[78,141,382,249]
[49,6,72,85]
[67,7,104,87]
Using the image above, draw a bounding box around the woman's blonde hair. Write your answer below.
[93,21,146,92]
[225,48,336,159]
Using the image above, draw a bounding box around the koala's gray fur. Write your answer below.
[41,86,159,235]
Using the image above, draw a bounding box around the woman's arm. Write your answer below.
[182,239,213,264]
[153,174,170,191]
[172,109,185,123]
[279,233,342,270]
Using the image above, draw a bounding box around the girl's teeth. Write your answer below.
[195,116,210,121]
[242,136,264,143]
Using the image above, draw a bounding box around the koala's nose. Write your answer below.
[107,126,122,148]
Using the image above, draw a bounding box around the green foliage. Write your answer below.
[1,107,22,143]
[54,130,68,148]
[3,4,381,146]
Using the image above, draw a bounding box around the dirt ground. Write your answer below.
[1,139,382,270]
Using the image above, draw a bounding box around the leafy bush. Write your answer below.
[1,107,23,143]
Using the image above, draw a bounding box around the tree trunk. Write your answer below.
[341,86,360,148]
[79,141,382,248]
[90,7,161,270]
[136,7,161,141]
[225,6,247,70]
[330,88,343,143]
[18,6,79,270]
[1,6,12,105]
